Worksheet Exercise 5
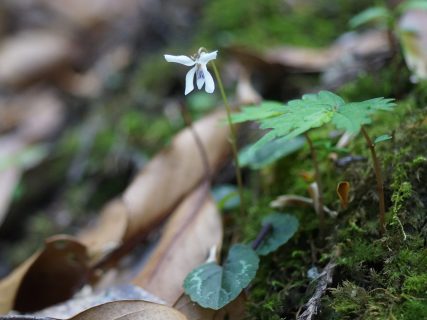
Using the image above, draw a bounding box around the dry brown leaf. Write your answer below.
[40,0,141,28]
[0,31,73,87]
[69,300,187,320]
[235,68,262,105]
[174,295,215,320]
[122,110,229,240]
[336,181,351,209]
[78,110,230,264]
[271,194,337,218]
[174,292,246,320]
[78,199,128,261]
[0,235,89,314]
[133,183,222,305]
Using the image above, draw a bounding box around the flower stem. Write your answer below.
[361,126,386,235]
[305,132,325,235]
[211,61,245,216]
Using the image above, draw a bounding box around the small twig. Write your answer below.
[297,260,336,320]
[304,133,325,235]
[361,126,386,235]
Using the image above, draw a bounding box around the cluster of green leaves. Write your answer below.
[232,91,395,149]
[183,213,299,310]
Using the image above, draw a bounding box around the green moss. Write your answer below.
[197,0,374,49]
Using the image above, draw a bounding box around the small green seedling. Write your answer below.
[184,213,298,309]
[233,91,395,234]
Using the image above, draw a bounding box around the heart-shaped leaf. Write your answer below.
[183,244,259,310]
[255,213,299,256]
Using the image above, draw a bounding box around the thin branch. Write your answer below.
[297,260,336,320]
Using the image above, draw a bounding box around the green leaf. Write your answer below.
[255,213,299,256]
[211,184,240,210]
[374,134,392,144]
[349,7,391,29]
[239,136,305,169]
[233,91,395,149]
[183,244,259,310]
[397,0,427,13]
[231,101,285,123]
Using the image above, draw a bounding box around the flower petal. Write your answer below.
[198,50,218,64]
[164,54,195,66]
[201,65,215,93]
[196,68,205,89]
[185,66,197,95]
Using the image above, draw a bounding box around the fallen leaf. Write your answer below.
[133,183,223,305]
[122,110,230,240]
[271,195,337,218]
[40,0,141,28]
[0,236,89,314]
[68,300,187,320]
[33,285,165,319]
[336,181,351,209]
[0,31,73,87]
[78,110,230,265]
[235,68,262,105]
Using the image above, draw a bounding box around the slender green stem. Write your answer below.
[305,132,325,235]
[211,61,245,215]
[361,126,386,235]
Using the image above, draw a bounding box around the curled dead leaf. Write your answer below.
[78,110,230,264]
[0,31,73,87]
[336,181,351,209]
[271,194,337,218]
[133,183,223,306]
[0,236,89,314]
[68,300,187,320]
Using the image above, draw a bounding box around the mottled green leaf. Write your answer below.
[183,244,259,310]
[255,213,299,256]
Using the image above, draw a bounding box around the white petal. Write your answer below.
[202,65,215,93]
[198,50,218,64]
[185,66,196,95]
[196,68,205,89]
[164,54,195,66]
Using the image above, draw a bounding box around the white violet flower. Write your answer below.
[164,48,218,95]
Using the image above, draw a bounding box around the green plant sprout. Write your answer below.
[232,91,396,234]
